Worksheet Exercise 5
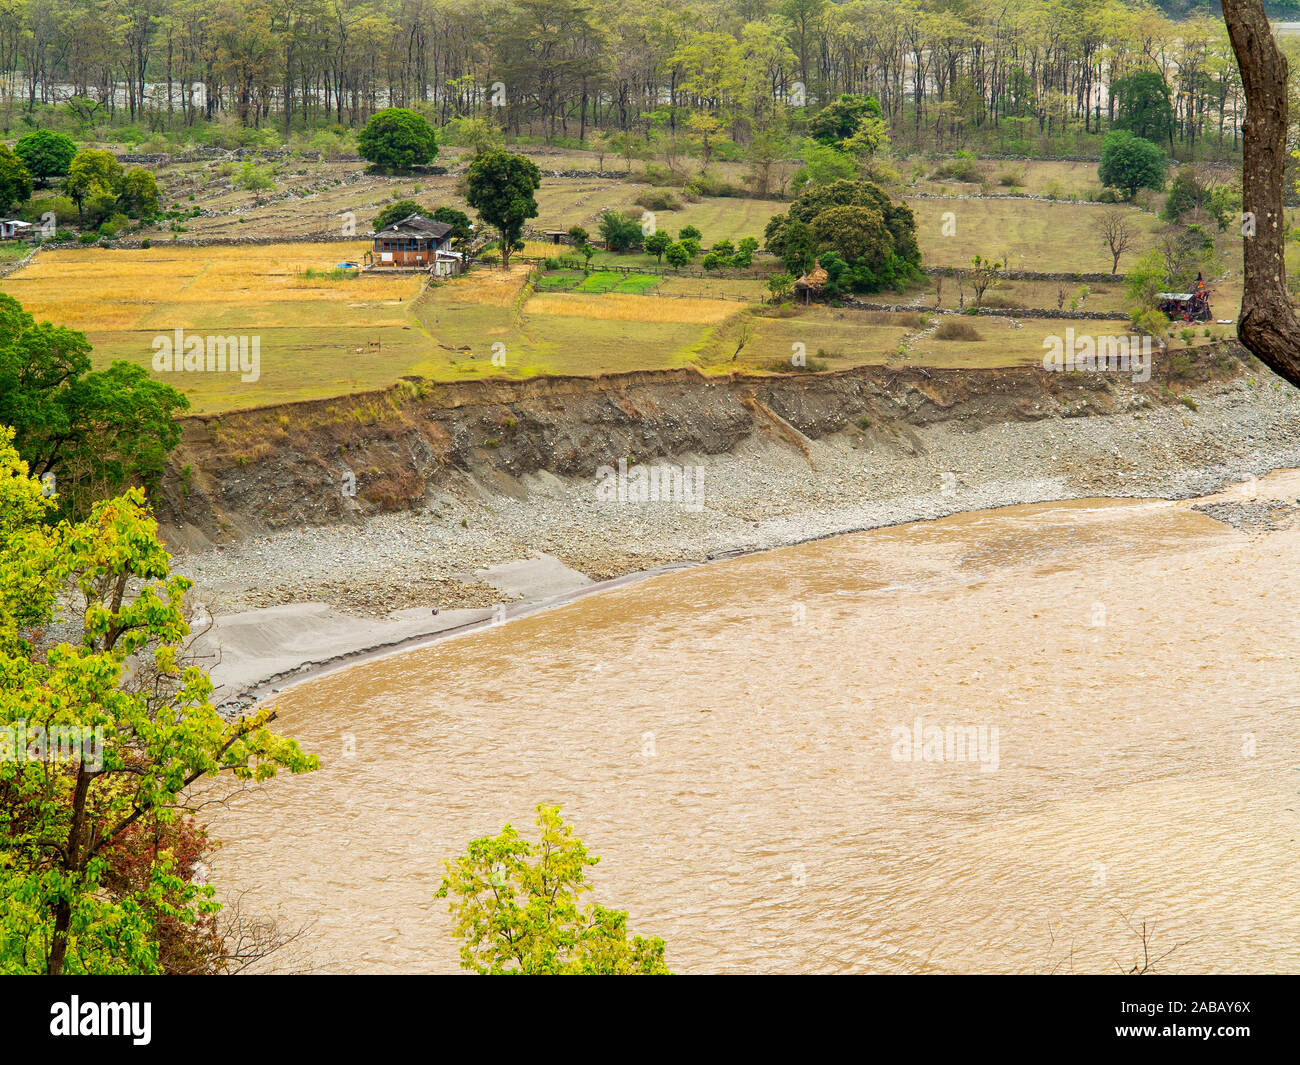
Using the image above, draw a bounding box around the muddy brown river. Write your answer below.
[211,472,1300,973]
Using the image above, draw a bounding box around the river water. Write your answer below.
[211,471,1300,974]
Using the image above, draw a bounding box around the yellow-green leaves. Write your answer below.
[436,804,670,975]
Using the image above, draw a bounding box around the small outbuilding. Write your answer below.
[1,219,33,240]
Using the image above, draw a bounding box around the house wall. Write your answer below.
[372,236,445,266]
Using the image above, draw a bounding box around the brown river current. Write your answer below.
[211,472,1300,974]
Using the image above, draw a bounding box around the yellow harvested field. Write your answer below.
[522,292,734,324]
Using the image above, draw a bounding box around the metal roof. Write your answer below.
[375,213,454,239]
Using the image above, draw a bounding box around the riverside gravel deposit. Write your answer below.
[161,355,1300,705]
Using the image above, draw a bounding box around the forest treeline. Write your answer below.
[0,0,1275,156]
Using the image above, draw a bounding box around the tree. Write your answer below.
[810,205,892,271]
[116,168,158,218]
[809,93,882,145]
[356,108,438,171]
[466,150,541,270]
[14,131,77,185]
[1221,0,1300,387]
[0,294,188,518]
[968,254,1003,307]
[767,272,795,302]
[1098,130,1168,200]
[431,207,472,242]
[644,230,672,263]
[1125,248,1168,333]
[665,242,690,270]
[235,161,274,205]
[0,144,32,213]
[0,431,318,973]
[1100,210,1137,274]
[598,210,643,253]
[435,804,669,975]
[372,199,430,231]
[1111,70,1175,146]
[63,149,122,223]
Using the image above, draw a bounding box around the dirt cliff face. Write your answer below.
[157,350,1241,549]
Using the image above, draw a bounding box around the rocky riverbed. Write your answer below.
[173,370,1300,635]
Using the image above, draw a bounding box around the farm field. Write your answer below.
[907,197,1167,273]
[0,242,429,413]
[0,170,1244,416]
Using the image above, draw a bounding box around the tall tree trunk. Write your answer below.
[1221,0,1300,388]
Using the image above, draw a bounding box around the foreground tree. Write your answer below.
[436,804,670,974]
[1221,0,1300,387]
[466,150,540,270]
[0,432,317,973]
[0,293,188,519]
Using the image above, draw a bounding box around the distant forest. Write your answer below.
[0,0,1285,157]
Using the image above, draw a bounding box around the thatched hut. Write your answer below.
[794,260,828,304]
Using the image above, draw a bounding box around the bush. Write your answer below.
[598,209,643,252]
[634,190,681,212]
[934,319,984,341]
[930,151,980,182]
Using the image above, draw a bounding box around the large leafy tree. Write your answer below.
[356,107,438,171]
[436,804,670,975]
[13,130,77,185]
[1098,130,1168,200]
[0,293,188,518]
[1111,70,1175,146]
[0,432,317,974]
[0,144,32,213]
[766,178,920,289]
[63,149,123,222]
[808,93,882,145]
[465,149,541,270]
[116,168,159,217]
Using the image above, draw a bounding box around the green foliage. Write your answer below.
[431,206,472,241]
[1126,248,1167,326]
[598,209,644,252]
[0,432,317,973]
[664,241,690,269]
[64,149,123,220]
[644,230,672,262]
[678,225,702,242]
[0,293,188,518]
[1098,130,1168,199]
[795,141,855,190]
[1111,69,1174,145]
[0,144,33,213]
[356,107,439,171]
[116,168,159,218]
[765,178,921,292]
[235,160,274,202]
[14,130,77,183]
[808,93,883,146]
[372,198,429,231]
[435,804,670,975]
[465,149,541,269]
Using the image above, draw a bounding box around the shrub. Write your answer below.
[634,190,681,212]
[934,319,984,341]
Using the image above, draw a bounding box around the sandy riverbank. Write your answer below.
[175,368,1300,709]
